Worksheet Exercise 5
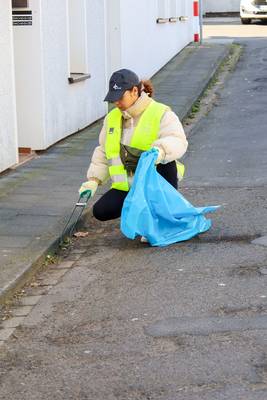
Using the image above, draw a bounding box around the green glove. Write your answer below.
[79,180,98,198]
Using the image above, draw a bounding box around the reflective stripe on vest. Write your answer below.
[105,100,169,191]
[176,161,185,181]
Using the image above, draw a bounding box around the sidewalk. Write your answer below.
[0,42,231,302]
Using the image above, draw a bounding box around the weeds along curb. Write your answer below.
[0,237,64,306]
[185,44,243,122]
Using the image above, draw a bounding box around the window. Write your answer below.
[12,0,28,7]
[68,0,88,75]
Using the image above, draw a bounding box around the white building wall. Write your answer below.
[0,0,18,172]
[13,0,107,151]
[13,0,45,150]
[203,0,240,14]
[114,0,194,79]
[105,0,122,79]
[11,0,196,153]
[41,0,107,148]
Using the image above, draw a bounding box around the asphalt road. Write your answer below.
[204,16,267,38]
[1,19,267,400]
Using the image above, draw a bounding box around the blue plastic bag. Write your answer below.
[121,149,220,247]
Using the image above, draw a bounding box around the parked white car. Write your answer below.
[240,0,267,24]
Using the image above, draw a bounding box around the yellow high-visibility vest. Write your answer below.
[105,100,185,191]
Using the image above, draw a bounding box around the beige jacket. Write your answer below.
[87,92,188,183]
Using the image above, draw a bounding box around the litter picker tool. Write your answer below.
[59,191,91,246]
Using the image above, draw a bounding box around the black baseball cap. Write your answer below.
[104,69,140,102]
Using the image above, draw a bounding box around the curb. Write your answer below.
[0,234,63,305]
[179,44,232,122]
[0,43,232,305]
[204,12,240,18]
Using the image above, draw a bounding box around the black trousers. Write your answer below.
[93,161,178,221]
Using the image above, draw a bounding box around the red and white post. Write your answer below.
[193,0,200,43]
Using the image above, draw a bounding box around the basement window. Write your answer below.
[67,0,90,84]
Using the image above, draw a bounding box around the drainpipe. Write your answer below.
[199,0,203,44]
[193,1,200,43]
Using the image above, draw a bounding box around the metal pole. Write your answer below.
[199,0,203,44]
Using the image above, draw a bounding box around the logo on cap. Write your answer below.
[113,84,122,90]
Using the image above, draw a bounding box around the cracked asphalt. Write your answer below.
[0,19,267,400]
